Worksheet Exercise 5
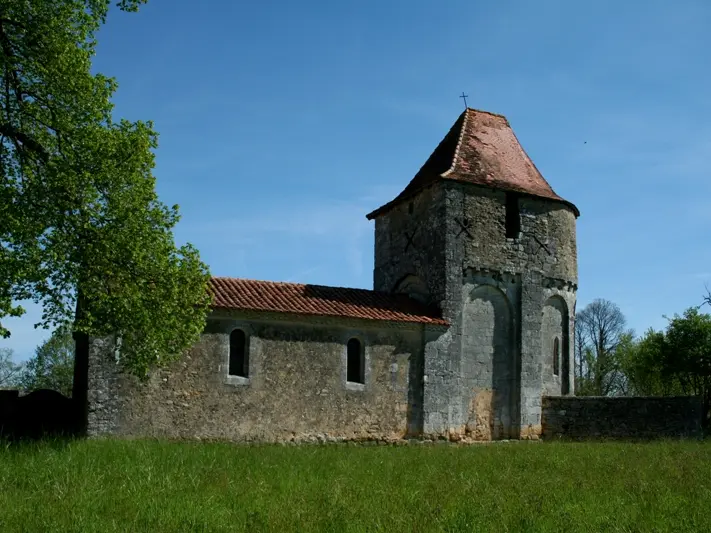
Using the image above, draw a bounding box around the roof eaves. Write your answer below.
[366,180,579,220]
[209,304,449,326]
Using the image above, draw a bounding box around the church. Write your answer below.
[86,107,579,443]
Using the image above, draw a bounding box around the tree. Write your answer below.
[574,299,631,396]
[0,0,211,379]
[662,307,711,426]
[20,327,74,396]
[0,347,22,388]
[617,328,685,397]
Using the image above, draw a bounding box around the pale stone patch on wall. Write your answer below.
[466,388,493,441]
[519,423,543,440]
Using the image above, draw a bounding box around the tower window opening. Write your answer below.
[505,193,520,239]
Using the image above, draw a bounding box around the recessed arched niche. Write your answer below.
[542,296,570,395]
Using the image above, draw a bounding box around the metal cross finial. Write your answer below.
[459,92,469,108]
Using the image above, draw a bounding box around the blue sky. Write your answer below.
[4,0,711,361]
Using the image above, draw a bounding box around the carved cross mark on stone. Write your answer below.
[455,217,473,239]
[404,228,418,252]
[532,234,552,256]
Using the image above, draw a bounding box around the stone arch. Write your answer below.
[542,296,570,395]
[392,274,429,304]
[462,284,517,440]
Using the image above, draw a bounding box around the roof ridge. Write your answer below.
[212,276,304,286]
[465,107,509,121]
[441,108,469,178]
[211,276,390,293]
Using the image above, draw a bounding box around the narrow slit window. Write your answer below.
[505,193,520,239]
[229,329,248,378]
[346,338,364,384]
[553,337,560,376]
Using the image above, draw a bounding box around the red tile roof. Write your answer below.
[366,108,579,219]
[209,277,448,326]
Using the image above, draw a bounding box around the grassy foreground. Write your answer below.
[0,439,709,532]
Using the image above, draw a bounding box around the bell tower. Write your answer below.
[366,108,579,440]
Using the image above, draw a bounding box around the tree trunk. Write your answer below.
[71,290,89,436]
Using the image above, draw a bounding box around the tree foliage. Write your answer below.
[662,308,711,401]
[20,327,74,396]
[0,347,22,388]
[574,299,631,396]
[617,328,685,396]
[603,305,711,427]
[0,0,211,378]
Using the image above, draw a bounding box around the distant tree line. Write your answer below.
[575,289,711,427]
[0,328,74,397]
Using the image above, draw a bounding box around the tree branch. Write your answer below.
[0,123,49,161]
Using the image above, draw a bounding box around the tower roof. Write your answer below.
[366,108,579,219]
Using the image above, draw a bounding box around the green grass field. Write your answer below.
[0,438,709,532]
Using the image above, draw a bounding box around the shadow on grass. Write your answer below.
[0,433,82,454]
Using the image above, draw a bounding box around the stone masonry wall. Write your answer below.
[373,184,464,439]
[373,184,447,304]
[88,311,434,443]
[372,182,578,441]
[542,396,703,439]
[451,184,578,441]
[541,291,573,397]
[460,271,520,441]
[87,336,121,436]
[457,186,577,281]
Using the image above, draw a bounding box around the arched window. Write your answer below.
[229,329,248,378]
[553,337,560,376]
[346,338,364,384]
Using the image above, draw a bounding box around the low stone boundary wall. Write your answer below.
[541,396,703,440]
[0,389,77,440]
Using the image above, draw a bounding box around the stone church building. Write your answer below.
[87,107,579,443]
